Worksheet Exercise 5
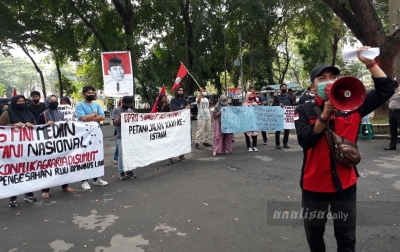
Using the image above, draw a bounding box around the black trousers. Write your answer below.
[302,184,357,252]
[245,135,257,148]
[261,131,268,142]
[10,192,34,201]
[275,129,289,145]
[388,110,400,147]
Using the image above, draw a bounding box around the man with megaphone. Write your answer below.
[294,46,395,252]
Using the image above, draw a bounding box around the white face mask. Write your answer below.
[309,93,316,97]
[202,92,208,96]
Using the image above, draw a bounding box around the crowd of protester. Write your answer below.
[2,46,400,252]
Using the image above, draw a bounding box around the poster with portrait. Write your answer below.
[101,51,134,97]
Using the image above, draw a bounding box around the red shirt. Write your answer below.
[294,77,394,192]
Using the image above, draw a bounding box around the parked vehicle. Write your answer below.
[187,95,198,119]
[0,98,33,105]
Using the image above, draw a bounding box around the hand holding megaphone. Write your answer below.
[321,100,336,120]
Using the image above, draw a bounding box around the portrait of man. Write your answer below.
[102,52,134,97]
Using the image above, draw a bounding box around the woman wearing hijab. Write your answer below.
[0,104,9,116]
[212,95,234,156]
[37,95,75,198]
[243,92,259,152]
[157,94,170,112]
[0,95,37,207]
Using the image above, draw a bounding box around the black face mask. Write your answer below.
[49,102,58,109]
[32,99,40,104]
[86,95,95,101]
[281,89,287,94]
[15,104,26,111]
[122,105,130,109]
[177,93,184,97]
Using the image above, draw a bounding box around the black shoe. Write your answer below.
[119,172,127,180]
[263,141,267,145]
[24,194,37,203]
[275,145,281,149]
[195,143,199,149]
[126,171,137,179]
[283,145,290,149]
[166,158,173,165]
[203,142,212,147]
[9,200,17,207]
[384,146,396,150]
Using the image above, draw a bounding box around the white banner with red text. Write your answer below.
[0,122,104,199]
[283,106,296,130]
[121,109,191,171]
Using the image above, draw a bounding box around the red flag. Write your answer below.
[171,63,188,92]
[12,88,17,96]
[151,85,166,113]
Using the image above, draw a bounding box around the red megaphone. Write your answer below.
[324,76,366,112]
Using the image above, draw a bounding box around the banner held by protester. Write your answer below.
[0,122,104,199]
[283,106,296,129]
[121,109,191,170]
[58,105,76,121]
[221,106,284,133]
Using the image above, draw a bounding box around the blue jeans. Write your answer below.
[113,142,119,161]
[116,139,123,173]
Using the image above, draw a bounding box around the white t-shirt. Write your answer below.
[197,97,210,120]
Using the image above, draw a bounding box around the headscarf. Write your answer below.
[214,94,227,113]
[0,104,8,116]
[60,96,71,106]
[244,92,257,106]
[158,94,167,106]
[44,95,64,122]
[7,95,35,124]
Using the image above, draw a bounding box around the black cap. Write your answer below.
[122,96,133,106]
[310,63,340,82]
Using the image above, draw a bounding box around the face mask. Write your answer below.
[248,97,254,101]
[86,95,95,101]
[32,99,40,104]
[49,102,58,109]
[309,93,316,97]
[122,105,130,109]
[281,89,287,94]
[202,92,208,96]
[177,93,184,97]
[316,81,334,100]
[221,101,228,106]
[15,104,26,111]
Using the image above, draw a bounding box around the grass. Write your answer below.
[370,117,389,124]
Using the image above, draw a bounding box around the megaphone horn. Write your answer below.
[324,76,366,112]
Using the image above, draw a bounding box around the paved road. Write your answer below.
[1,120,399,252]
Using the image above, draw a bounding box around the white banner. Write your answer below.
[284,106,296,129]
[58,105,76,121]
[121,109,191,170]
[0,122,104,199]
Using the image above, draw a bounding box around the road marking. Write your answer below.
[73,209,119,233]
[95,234,149,252]
[49,240,74,252]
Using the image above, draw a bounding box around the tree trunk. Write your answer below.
[180,0,195,95]
[68,0,109,51]
[322,0,400,117]
[112,0,135,107]
[56,60,63,97]
[20,45,46,97]
[331,32,340,66]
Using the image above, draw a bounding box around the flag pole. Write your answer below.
[180,62,201,89]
